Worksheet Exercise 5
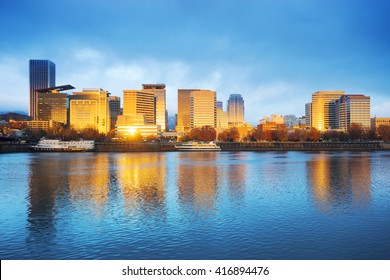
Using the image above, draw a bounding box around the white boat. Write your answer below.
[33,139,95,151]
[175,141,221,151]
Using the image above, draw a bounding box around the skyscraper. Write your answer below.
[142,84,166,131]
[123,90,155,124]
[29,60,56,120]
[336,94,370,131]
[227,94,245,125]
[311,91,345,131]
[176,89,198,132]
[109,96,121,129]
[190,90,217,128]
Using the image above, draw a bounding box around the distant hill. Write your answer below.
[0,112,30,122]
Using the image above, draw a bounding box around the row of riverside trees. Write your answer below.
[3,121,390,143]
[181,124,390,142]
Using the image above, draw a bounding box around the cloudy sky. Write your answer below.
[0,0,389,124]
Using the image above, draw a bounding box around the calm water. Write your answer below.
[0,151,390,260]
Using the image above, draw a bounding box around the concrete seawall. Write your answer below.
[0,141,388,153]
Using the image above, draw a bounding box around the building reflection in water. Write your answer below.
[176,153,219,213]
[67,154,111,216]
[27,154,70,254]
[116,153,166,222]
[227,154,247,203]
[307,153,371,212]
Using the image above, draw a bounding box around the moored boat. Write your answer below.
[175,141,221,151]
[33,139,95,151]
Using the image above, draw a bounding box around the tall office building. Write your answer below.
[36,85,74,125]
[336,95,370,131]
[109,96,121,129]
[29,60,56,120]
[311,91,345,131]
[69,88,111,134]
[176,89,197,132]
[177,89,217,131]
[190,90,217,128]
[305,102,312,127]
[123,90,155,124]
[227,94,245,125]
[142,84,166,131]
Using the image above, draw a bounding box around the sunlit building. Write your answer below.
[115,114,160,138]
[336,94,370,131]
[190,90,217,128]
[69,88,111,134]
[227,94,245,125]
[36,85,74,125]
[371,117,390,131]
[260,114,284,124]
[29,59,56,120]
[123,90,155,124]
[142,84,166,131]
[216,101,228,130]
[258,122,286,133]
[311,91,345,131]
[176,89,198,132]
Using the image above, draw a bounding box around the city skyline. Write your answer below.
[1,0,390,124]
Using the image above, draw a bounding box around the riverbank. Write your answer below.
[1,141,388,153]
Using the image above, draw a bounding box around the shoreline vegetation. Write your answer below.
[0,141,388,153]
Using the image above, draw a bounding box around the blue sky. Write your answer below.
[0,0,389,124]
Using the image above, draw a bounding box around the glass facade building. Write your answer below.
[227,94,245,125]
[29,60,56,120]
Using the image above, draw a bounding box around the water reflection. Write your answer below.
[116,153,166,222]
[177,153,219,212]
[27,154,69,254]
[68,154,111,215]
[307,153,371,212]
[227,155,247,202]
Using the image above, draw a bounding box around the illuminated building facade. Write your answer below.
[311,91,345,131]
[190,90,217,128]
[69,88,111,134]
[216,100,228,130]
[371,117,390,131]
[176,89,197,132]
[36,85,74,125]
[123,90,155,124]
[142,84,166,131]
[29,60,56,120]
[227,94,245,125]
[336,95,370,131]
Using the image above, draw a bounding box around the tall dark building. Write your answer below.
[29,60,56,119]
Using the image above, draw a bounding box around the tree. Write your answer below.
[378,125,390,141]
[63,127,78,140]
[217,131,228,141]
[227,127,240,142]
[308,128,320,141]
[348,123,364,140]
[188,126,216,141]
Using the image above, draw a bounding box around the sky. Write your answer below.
[0,0,389,125]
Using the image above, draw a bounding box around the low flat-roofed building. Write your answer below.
[371,117,390,131]
[116,124,161,138]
